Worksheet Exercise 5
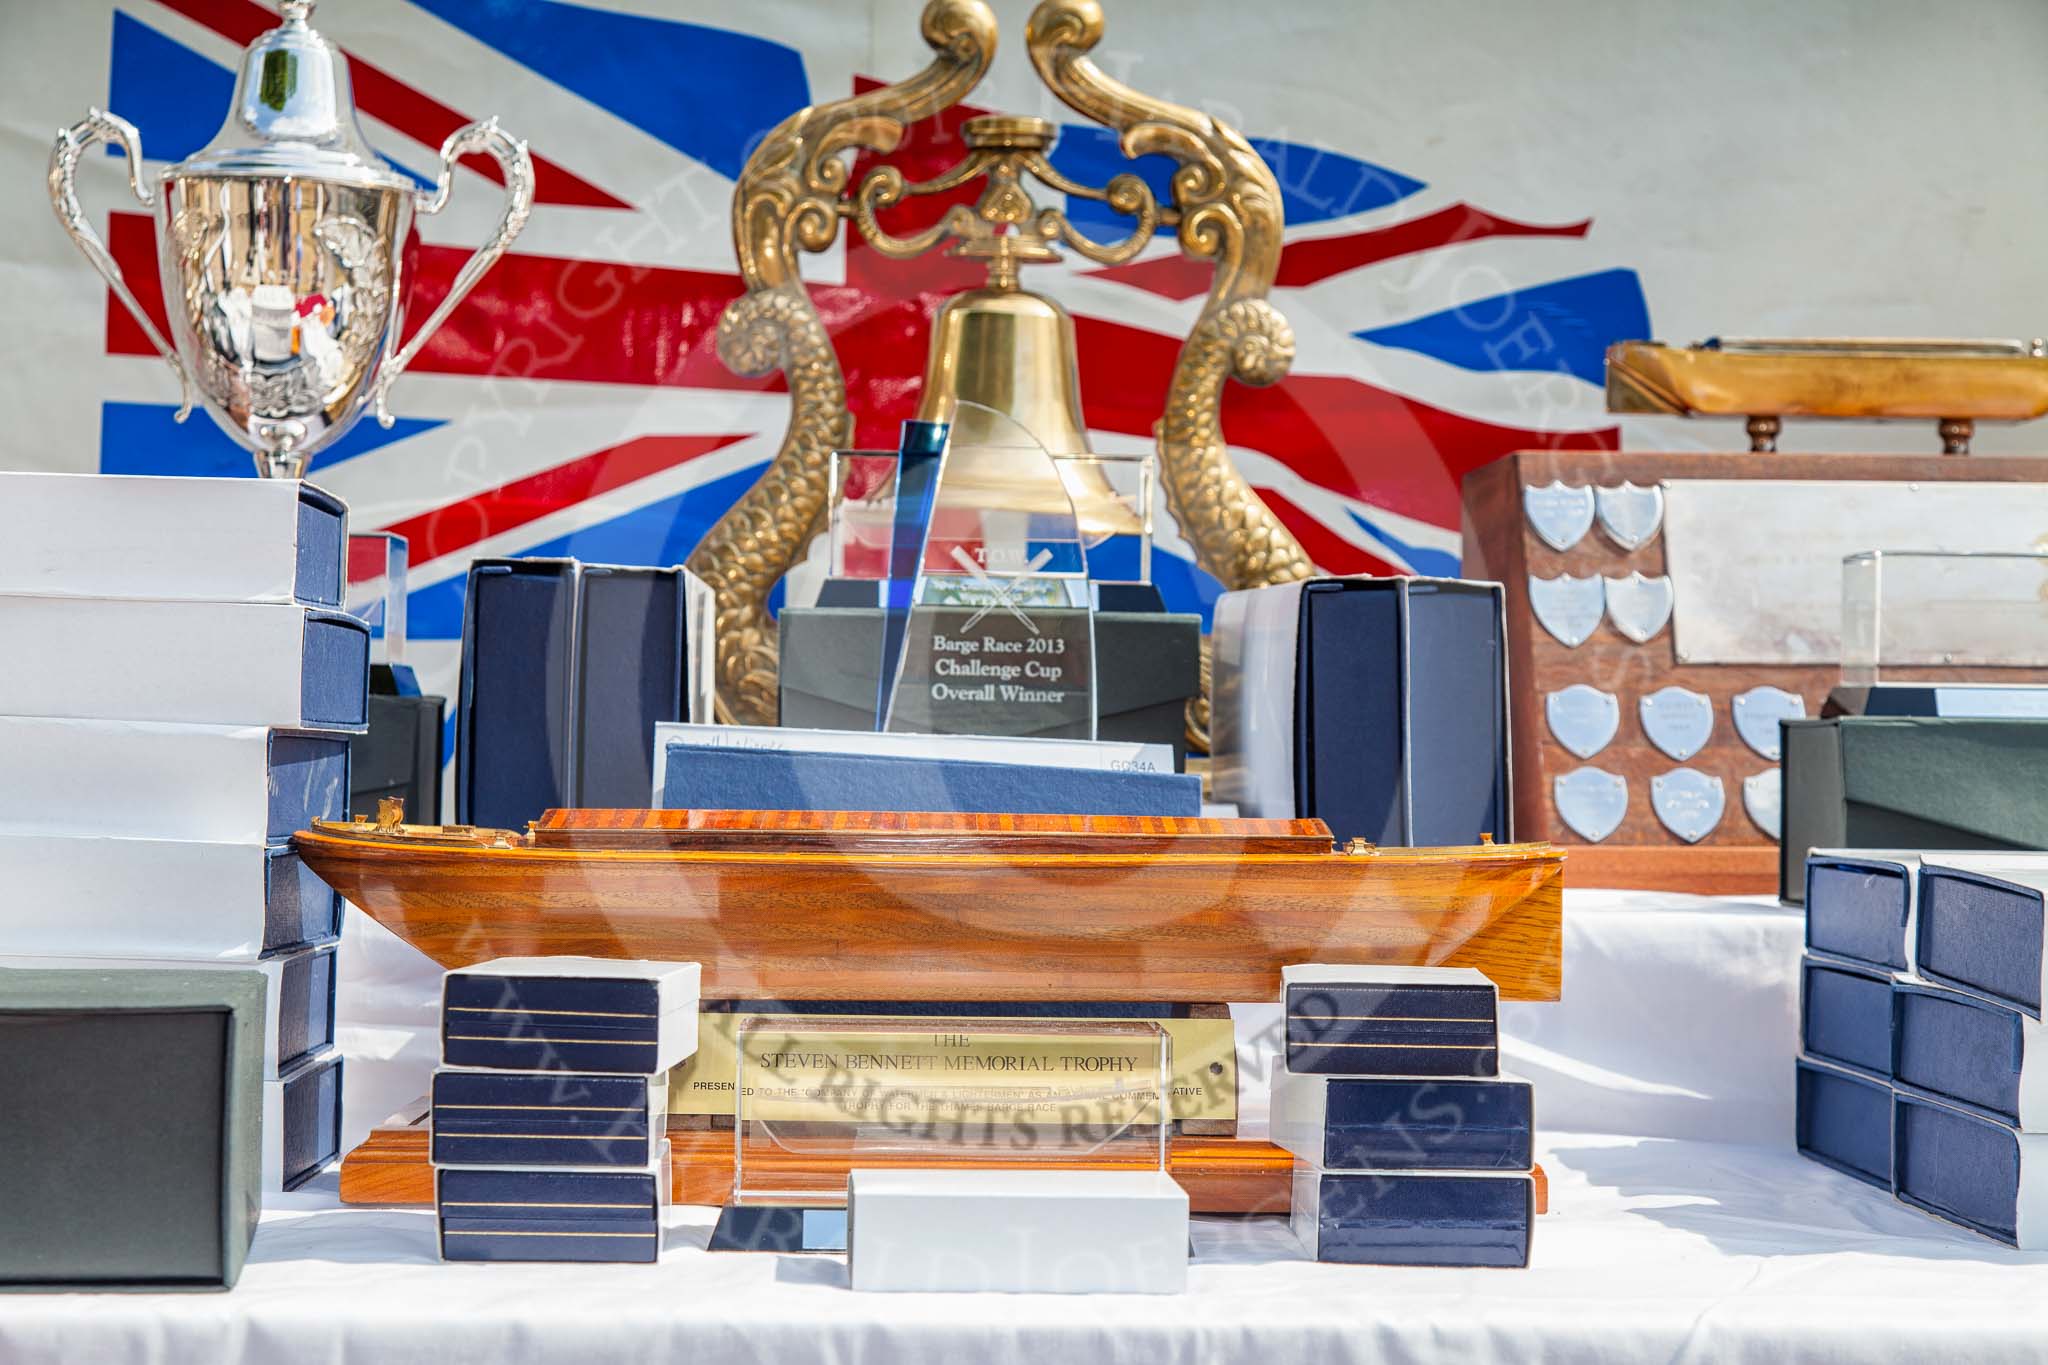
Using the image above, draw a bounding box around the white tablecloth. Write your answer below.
[9,890,2048,1364]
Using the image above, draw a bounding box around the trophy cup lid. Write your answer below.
[175,0,414,192]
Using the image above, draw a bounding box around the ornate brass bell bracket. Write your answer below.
[687,0,1314,735]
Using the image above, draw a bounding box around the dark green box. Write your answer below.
[1780,717,2048,903]
[0,967,266,1289]
[777,606,1202,769]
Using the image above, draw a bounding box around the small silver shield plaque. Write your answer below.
[1731,685,1806,761]
[1523,480,1595,552]
[1546,684,1620,759]
[1530,572,1605,648]
[1595,481,1664,551]
[1639,684,1715,762]
[1603,571,1674,644]
[1651,768,1725,843]
[1554,766,1628,842]
[1743,769,1782,839]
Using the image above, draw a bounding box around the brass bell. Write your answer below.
[912,118,1145,542]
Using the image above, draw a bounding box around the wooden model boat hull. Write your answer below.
[297,810,1563,1002]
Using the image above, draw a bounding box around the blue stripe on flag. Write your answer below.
[109,14,431,187]
[1353,268,1650,387]
[406,0,808,182]
[1344,510,1461,579]
[108,13,225,165]
[1050,126,1424,239]
[99,402,444,478]
[405,461,768,639]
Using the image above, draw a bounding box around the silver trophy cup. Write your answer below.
[49,0,532,478]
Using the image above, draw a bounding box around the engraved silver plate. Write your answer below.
[1604,571,1674,644]
[1651,768,1725,843]
[1639,684,1714,761]
[1524,480,1595,552]
[1530,572,1605,648]
[1555,767,1628,842]
[1546,684,1620,759]
[1730,685,1806,761]
[1595,481,1665,551]
[1743,770,1782,839]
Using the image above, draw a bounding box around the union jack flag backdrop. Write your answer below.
[6,0,1661,738]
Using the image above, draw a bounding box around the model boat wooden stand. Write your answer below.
[303,808,1564,1211]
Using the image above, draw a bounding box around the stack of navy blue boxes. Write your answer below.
[0,472,363,1193]
[1271,965,1535,1267]
[1800,850,2048,1248]
[430,957,700,1263]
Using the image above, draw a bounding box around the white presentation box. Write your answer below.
[846,1169,1189,1294]
[0,596,369,732]
[0,717,348,843]
[0,472,347,607]
[0,831,341,961]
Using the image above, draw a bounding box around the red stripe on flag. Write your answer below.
[1252,487,1405,578]
[375,433,751,566]
[151,0,630,210]
[1084,205,1593,302]
[107,213,764,392]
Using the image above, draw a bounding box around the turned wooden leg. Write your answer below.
[1746,415,1780,453]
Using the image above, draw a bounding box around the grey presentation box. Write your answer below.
[0,966,266,1290]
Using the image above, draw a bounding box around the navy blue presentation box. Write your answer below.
[1800,956,1892,1080]
[1915,862,2048,1019]
[1271,1071,1533,1171]
[1794,1055,1890,1189]
[659,745,1201,819]
[1892,979,2048,1129]
[438,1155,667,1264]
[270,945,336,1075]
[1284,966,1499,1077]
[1291,1168,1532,1267]
[1804,854,1916,973]
[1893,1086,2048,1248]
[430,1070,668,1168]
[441,958,700,1075]
[267,1048,342,1192]
[456,558,696,829]
[1213,576,1511,848]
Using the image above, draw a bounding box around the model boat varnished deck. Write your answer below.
[296,809,1563,1001]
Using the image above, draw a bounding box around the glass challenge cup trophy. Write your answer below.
[858,401,1104,739]
[49,0,533,478]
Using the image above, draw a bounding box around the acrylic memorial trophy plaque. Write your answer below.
[1839,550,2048,715]
[708,1016,1171,1253]
[869,400,1100,739]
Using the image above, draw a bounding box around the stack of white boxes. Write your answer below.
[429,958,698,1264]
[0,472,367,1192]
[1271,965,1536,1268]
[1800,850,2048,1248]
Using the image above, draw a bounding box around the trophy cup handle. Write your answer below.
[371,118,535,427]
[49,110,196,421]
